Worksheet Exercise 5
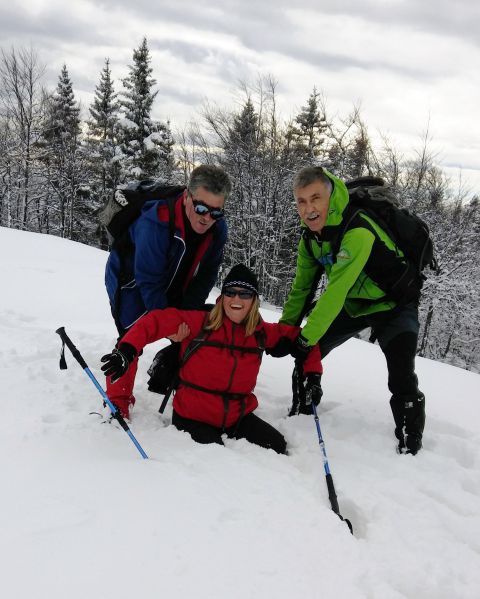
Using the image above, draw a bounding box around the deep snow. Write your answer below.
[1,226,479,599]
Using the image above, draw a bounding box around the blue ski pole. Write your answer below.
[56,327,148,459]
[311,401,352,534]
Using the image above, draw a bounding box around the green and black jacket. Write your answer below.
[280,169,401,346]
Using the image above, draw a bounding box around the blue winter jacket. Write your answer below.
[105,191,228,331]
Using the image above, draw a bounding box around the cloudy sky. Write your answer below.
[1,0,479,195]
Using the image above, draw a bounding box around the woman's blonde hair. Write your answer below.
[206,295,261,336]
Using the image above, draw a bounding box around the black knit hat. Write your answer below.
[221,264,259,295]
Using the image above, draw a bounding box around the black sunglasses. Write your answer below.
[224,288,255,299]
[190,195,224,220]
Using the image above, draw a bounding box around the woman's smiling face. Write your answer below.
[223,287,254,324]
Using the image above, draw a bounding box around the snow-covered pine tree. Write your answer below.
[224,98,262,268]
[290,89,371,180]
[87,58,121,197]
[203,79,302,304]
[86,58,121,247]
[118,37,174,182]
[37,64,87,240]
[290,87,327,163]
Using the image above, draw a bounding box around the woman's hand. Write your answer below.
[100,342,137,383]
[167,322,190,343]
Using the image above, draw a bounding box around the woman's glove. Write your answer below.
[100,342,137,383]
[265,336,293,358]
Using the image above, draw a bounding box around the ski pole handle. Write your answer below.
[56,326,87,369]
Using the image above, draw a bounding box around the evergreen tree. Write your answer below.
[343,127,370,179]
[47,64,81,140]
[118,37,174,181]
[86,58,121,246]
[38,64,86,239]
[203,82,301,304]
[224,99,262,268]
[291,87,327,162]
[87,58,121,197]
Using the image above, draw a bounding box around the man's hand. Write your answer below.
[167,322,190,343]
[265,336,293,358]
[291,334,313,363]
[100,343,137,383]
[304,373,323,408]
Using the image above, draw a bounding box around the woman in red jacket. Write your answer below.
[101,264,322,454]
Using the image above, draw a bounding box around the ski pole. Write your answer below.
[55,327,148,459]
[311,401,353,534]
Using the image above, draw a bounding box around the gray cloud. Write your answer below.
[289,0,480,47]
[1,0,457,94]
[151,38,251,85]
[0,5,116,49]
[82,0,480,51]
[71,0,456,82]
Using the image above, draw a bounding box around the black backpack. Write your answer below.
[99,181,186,332]
[98,180,186,250]
[303,176,438,305]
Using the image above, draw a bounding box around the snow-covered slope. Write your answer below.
[1,226,479,599]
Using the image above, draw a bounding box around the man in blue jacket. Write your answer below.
[104,164,231,418]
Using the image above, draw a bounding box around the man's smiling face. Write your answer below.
[294,180,331,233]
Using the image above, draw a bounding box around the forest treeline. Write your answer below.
[1,40,478,372]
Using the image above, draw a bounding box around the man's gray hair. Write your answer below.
[293,166,333,195]
[188,165,232,201]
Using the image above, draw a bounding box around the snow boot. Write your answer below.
[390,393,425,455]
[404,392,425,455]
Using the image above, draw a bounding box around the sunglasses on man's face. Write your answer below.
[189,194,225,220]
[224,288,255,300]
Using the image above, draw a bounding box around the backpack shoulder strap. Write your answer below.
[301,228,316,260]
[166,194,177,245]
[254,328,266,354]
[158,312,210,414]
[331,204,374,258]
[180,313,212,367]
[297,229,326,326]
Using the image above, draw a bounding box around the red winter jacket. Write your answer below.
[121,308,322,428]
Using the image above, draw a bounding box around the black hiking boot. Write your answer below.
[390,392,425,455]
[390,396,406,452]
[405,433,423,455]
[404,392,425,455]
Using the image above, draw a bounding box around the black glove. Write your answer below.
[101,342,137,383]
[265,336,294,358]
[291,334,313,363]
[304,373,323,408]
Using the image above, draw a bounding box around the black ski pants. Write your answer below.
[172,410,287,455]
[319,302,422,399]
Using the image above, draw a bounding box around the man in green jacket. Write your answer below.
[280,166,425,455]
